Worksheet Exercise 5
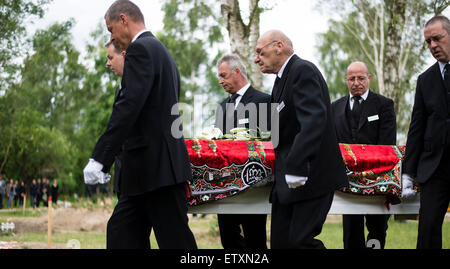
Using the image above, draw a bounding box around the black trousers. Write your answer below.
[417,154,450,249]
[270,192,334,249]
[106,183,197,249]
[217,214,267,249]
[342,214,390,249]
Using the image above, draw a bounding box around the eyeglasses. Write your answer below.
[255,40,279,58]
[425,33,447,45]
[346,76,368,83]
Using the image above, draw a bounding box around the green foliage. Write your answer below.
[3,108,74,180]
[316,10,386,101]
[157,0,227,104]
[0,17,117,195]
[0,0,50,92]
[20,20,87,133]
[155,0,230,138]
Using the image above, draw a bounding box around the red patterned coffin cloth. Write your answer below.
[185,139,274,206]
[339,144,405,206]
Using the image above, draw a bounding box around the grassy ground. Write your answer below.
[1,210,449,249]
[317,216,450,249]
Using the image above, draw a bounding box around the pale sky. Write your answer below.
[27,0,449,76]
[28,0,327,67]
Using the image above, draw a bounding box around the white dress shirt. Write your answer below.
[131,29,150,43]
[277,53,294,79]
[233,83,251,108]
[349,89,370,110]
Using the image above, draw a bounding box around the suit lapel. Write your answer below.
[336,96,350,132]
[434,62,447,92]
[136,31,154,40]
[114,84,122,101]
[240,87,254,105]
[273,55,297,103]
[432,62,448,112]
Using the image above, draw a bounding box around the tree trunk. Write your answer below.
[248,0,263,90]
[0,107,16,175]
[384,0,406,115]
[220,0,263,90]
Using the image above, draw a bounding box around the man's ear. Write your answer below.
[275,41,283,55]
[121,51,126,57]
[119,13,127,25]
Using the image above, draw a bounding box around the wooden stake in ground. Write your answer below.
[22,195,26,216]
[47,196,52,249]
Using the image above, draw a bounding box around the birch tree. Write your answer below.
[220,0,267,89]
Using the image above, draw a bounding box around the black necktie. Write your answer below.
[271,76,281,102]
[444,64,450,92]
[352,95,362,126]
[225,93,239,132]
[229,93,239,104]
[445,64,450,122]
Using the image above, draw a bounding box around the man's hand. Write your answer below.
[402,174,416,199]
[285,174,308,189]
[83,159,105,185]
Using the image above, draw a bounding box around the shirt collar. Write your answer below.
[350,89,370,101]
[131,29,150,43]
[235,83,251,96]
[277,54,295,79]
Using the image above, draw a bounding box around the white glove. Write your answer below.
[99,173,111,184]
[83,158,105,185]
[401,174,415,199]
[285,174,308,189]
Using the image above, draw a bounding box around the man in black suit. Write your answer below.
[105,40,125,197]
[214,54,270,249]
[403,15,450,249]
[215,55,270,135]
[254,30,348,249]
[331,61,396,249]
[83,0,197,249]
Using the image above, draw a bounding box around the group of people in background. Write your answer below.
[0,174,58,209]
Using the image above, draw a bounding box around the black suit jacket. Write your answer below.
[112,85,122,195]
[271,55,348,204]
[331,90,396,145]
[92,31,192,196]
[404,62,449,183]
[215,86,271,134]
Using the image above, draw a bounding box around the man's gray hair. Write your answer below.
[105,0,145,23]
[425,15,450,34]
[217,54,248,79]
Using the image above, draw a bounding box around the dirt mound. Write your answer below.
[12,207,113,233]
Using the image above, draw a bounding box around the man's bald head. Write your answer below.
[347,61,369,75]
[254,30,295,74]
[259,30,294,55]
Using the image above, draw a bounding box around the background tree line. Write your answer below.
[0,0,448,196]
